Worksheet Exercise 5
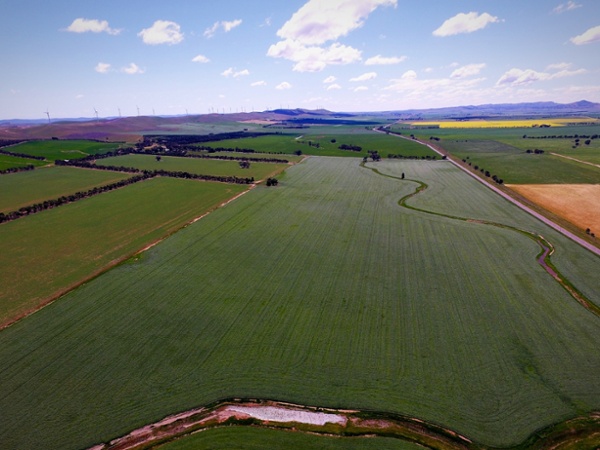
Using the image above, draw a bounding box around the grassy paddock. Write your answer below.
[0,153,48,170]
[95,153,288,180]
[0,158,598,449]
[438,139,600,184]
[157,426,422,450]
[199,132,437,158]
[10,139,123,161]
[0,165,131,213]
[0,177,247,327]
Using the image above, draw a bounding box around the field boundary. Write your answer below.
[550,152,600,169]
[362,162,600,317]
[87,399,600,450]
[374,128,600,256]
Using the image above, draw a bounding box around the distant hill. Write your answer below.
[1,101,598,141]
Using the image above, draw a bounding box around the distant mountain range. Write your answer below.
[1,101,598,141]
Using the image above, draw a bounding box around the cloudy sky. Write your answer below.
[1,0,599,119]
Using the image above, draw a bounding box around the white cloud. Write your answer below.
[122,63,144,75]
[268,39,361,72]
[192,54,210,63]
[276,0,396,45]
[353,86,369,92]
[365,55,406,65]
[276,82,292,90]
[323,76,337,83]
[433,12,500,37]
[251,80,267,87]
[95,62,111,74]
[570,25,600,45]
[450,63,486,79]
[496,66,586,86]
[327,83,342,90]
[221,68,250,78]
[268,0,396,71]
[138,20,183,45]
[350,72,377,82]
[222,19,242,32]
[65,18,120,35]
[552,1,582,14]
[546,62,571,71]
[204,19,242,38]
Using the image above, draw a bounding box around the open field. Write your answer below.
[10,139,123,161]
[95,153,288,180]
[0,165,131,213]
[200,132,437,158]
[508,183,600,235]
[438,139,600,184]
[158,425,422,450]
[405,117,600,128]
[0,157,598,449]
[189,149,304,163]
[0,177,247,327]
[0,153,48,170]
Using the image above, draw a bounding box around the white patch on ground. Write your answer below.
[226,405,347,426]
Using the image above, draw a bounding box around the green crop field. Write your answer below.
[0,166,131,213]
[198,131,436,158]
[10,139,123,161]
[0,153,48,170]
[189,149,304,164]
[0,177,246,327]
[158,426,422,450]
[95,153,288,180]
[438,139,600,184]
[0,157,598,449]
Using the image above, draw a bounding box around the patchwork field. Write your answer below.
[199,132,436,158]
[0,157,598,449]
[0,153,48,170]
[408,117,599,128]
[10,139,123,160]
[0,165,131,213]
[0,177,246,327]
[95,153,288,180]
[508,183,600,234]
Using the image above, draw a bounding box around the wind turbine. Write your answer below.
[93,107,99,120]
[118,107,121,118]
[44,109,50,124]
[136,105,140,116]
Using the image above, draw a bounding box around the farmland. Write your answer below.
[94,153,289,180]
[198,132,436,158]
[0,176,247,327]
[0,156,599,449]
[9,139,124,160]
[0,165,130,213]
[0,153,48,170]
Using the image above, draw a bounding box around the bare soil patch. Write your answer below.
[508,184,600,234]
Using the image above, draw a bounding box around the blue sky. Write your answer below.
[1,0,599,119]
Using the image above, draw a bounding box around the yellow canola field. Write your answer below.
[409,118,599,129]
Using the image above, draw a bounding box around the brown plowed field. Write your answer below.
[508,184,600,234]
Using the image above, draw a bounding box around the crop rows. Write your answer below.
[0,157,599,449]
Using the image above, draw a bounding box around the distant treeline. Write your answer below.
[0,140,26,148]
[0,173,151,225]
[338,144,362,152]
[0,164,36,175]
[143,131,279,146]
[388,154,440,160]
[523,134,599,139]
[0,149,45,161]
[56,159,255,184]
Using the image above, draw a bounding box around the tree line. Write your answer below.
[0,173,152,225]
[0,164,36,176]
[0,149,46,161]
[55,159,255,184]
